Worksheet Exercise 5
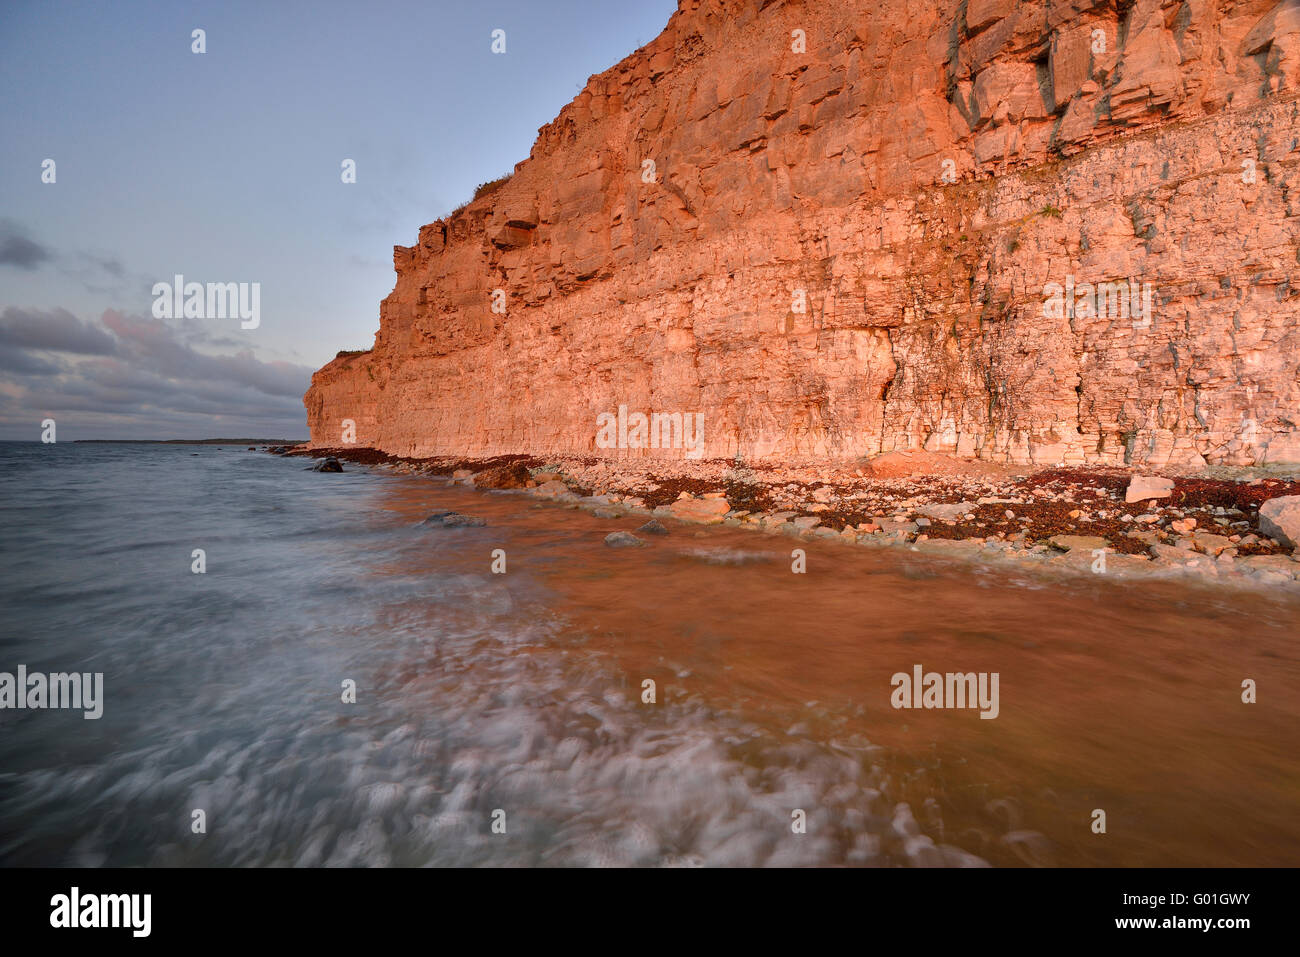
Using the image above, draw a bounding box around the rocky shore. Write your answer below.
[277,446,1300,590]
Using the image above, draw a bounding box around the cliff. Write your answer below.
[305,0,1300,468]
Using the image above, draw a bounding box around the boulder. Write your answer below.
[667,497,731,525]
[1258,495,1300,547]
[918,503,971,522]
[637,519,670,535]
[1125,475,1174,503]
[315,457,343,473]
[1047,534,1108,552]
[421,511,486,528]
[604,531,645,548]
[532,479,573,500]
[474,461,531,489]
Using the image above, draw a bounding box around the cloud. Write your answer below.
[0,306,119,355]
[0,349,66,376]
[0,220,53,270]
[0,220,150,294]
[0,308,314,438]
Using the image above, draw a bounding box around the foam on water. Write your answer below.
[2,443,1298,867]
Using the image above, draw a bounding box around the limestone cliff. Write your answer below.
[306,0,1300,468]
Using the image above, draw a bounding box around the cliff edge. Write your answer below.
[306,0,1300,468]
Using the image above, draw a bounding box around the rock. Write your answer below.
[913,538,986,557]
[1192,534,1235,556]
[531,480,573,500]
[792,515,821,529]
[441,513,487,528]
[451,468,474,482]
[1237,555,1298,581]
[604,531,645,548]
[315,457,343,473]
[592,507,623,519]
[421,511,486,528]
[1170,518,1197,534]
[1126,476,1175,503]
[1258,496,1300,547]
[668,497,731,525]
[918,503,970,521]
[1149,543,1198,564]
[637,519,669,535]
[1047,534,1108,552]
[474,461,531,489]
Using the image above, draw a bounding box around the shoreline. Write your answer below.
[279,446,1300,592]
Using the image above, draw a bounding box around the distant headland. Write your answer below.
[72,439,308,445]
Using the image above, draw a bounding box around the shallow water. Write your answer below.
[0,442,1296,866]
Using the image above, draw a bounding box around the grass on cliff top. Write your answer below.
[334,349,370,359]
[448,173,514,217]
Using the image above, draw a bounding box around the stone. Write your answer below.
[637,518,669,535]
[1048,534,1108,552]
[421,511,486,528]
[604,531,645,548]
[1150,543,1197,564]
[1258,496,1300,547]
[314,456,343,473]
[1238,555,1298,580]
[1126,476,1175,503]
[918,503,970,521]
[532,480,572,500]
[668,497,731,525]
[473,461,531,489]
[1193,534,1235,556]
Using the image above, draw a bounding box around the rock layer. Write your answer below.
[306,0,1300,468]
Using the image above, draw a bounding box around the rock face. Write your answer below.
[306,0,1300,469]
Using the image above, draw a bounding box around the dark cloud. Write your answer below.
[0,221,53,270]
[0,220,146,294]
[0,306,119,355]
[0,348,65,376]
[0,308,313,438]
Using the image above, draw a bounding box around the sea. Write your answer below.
[1,441,1297,866]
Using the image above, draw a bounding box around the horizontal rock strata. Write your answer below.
[306,0,1300,468]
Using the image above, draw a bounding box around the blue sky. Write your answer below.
[0,0,676,439]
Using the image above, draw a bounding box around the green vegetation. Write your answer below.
[1038,204,1063,219]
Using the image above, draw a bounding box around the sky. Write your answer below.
[0,0,677,439]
